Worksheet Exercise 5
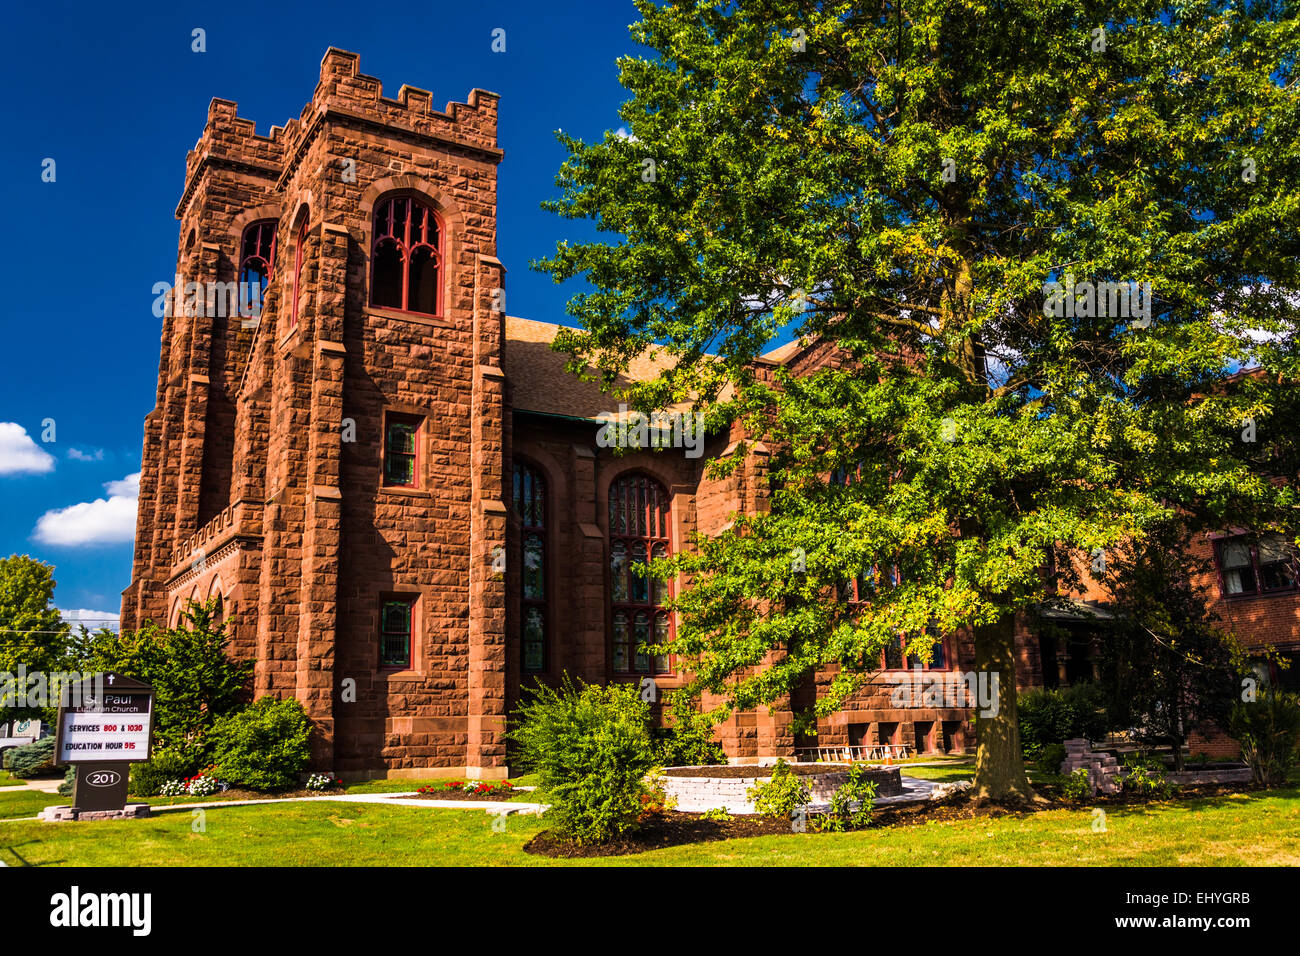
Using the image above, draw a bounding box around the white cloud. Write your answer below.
[32,472,140,547]
[0,422,56,475]
[67,448,105,462]
[61,609,121,633]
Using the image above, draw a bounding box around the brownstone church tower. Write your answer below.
[122,50,512,778]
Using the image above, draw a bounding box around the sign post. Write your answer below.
[47,672,155,821]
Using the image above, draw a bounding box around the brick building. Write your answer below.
[121,50,1298,778]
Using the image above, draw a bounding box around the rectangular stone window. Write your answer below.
[383,413,421,488]
[380,598,414,669]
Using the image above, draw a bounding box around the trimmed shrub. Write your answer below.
[1034,742,1067,777]
[508,677,658,844]
[129,745,203,797]
[1229,690,1300,788]
[747,759,811,819]
[821,762,878,831]
[209,696,313,792]
[1018,683,1109,761]
[653,690,726,767]
[58,764,74,797]
[1121,753,1174,798]
[1062,768,1092,803]
[6,735,55,778]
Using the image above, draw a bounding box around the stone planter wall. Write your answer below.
[661,764,903,814]
[1165,765,1253,785]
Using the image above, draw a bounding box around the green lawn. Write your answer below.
[1,784,1295,866]
[899,761,975,783]
[0,788,58,821]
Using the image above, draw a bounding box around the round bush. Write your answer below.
[209,696,313,792]
[508,678,658,844]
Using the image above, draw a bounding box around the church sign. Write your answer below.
[54,673,155,813]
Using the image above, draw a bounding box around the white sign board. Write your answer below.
[57,691,153,764]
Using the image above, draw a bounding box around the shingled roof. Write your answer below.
[503,315,689,419]
[503,316,811,419]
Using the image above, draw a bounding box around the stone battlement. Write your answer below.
[178,48,499,220]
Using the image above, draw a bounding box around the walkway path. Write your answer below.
[145,792,549,816]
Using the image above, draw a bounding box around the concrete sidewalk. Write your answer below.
[139,792,549,816]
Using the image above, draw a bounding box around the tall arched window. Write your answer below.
[609,473,672,674]
[238,220,277,316]
[513,462,547,673]
[371,194,441,315]
[291,216,308,327]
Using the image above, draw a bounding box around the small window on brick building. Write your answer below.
[513,461,547,673]
[239,220,277,316]
[371,195,442,315]
[382,414,421,488]
[609,473,672,675]
[380,598,414,669]
[1216,533,1298,596]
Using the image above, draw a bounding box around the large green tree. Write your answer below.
[0,554,72,724]
[539,0,1300,800]
[76,599,251,755]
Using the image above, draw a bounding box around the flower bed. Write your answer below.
[660,763,903,813]
[411,780,517,801]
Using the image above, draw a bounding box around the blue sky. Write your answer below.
[0,0,646,622]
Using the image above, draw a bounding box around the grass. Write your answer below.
[899,761,975,783]
[1,783,1295,866]
[0,788,58,821]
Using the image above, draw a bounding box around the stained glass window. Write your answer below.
[608,474,672,674]
[513,462,547,672]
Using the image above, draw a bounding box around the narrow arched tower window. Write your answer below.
[371,195,441,315]
[291,216,308,326]
[238,220,277,316]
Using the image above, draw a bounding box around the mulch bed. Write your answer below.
[522,782,1262,858]
[663,765,840,778]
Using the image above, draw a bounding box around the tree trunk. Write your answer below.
[973,612,1036,803]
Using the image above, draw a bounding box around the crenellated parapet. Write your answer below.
[310,48,500,157]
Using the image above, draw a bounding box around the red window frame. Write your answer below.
[379,597,415,669]
[609,473,673,675]
[370,194,443,316]
[513,461,547,674]
[1213,533,1299,598]
[883,630,950,671]
[238,220,277,315]
[382,413,421,489]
